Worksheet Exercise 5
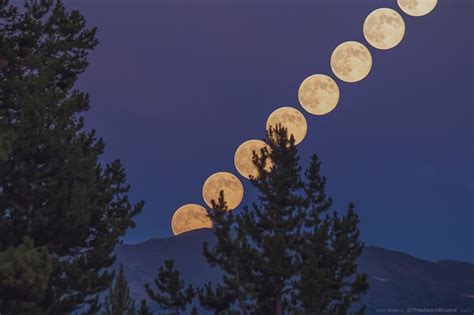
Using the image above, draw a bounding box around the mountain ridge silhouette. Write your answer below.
[116,229,474,314]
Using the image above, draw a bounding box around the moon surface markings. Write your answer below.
[266,107,308,145]
[331,41,373,83]
[171,204,212,236]
[364,8,406,50]
[397,0,437,17]
[202,172,244,210]
[234,140,272,179]
[298,74,340,115]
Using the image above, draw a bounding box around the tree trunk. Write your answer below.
[274,293,282,315]
[238,298,248,315]
[27,202,33,234]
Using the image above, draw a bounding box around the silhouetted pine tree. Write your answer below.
[200,126,368,314]
[0,1,143,313]
[291,156,369,314]
[198,281,236,315]
[137,299,152,315]
[200,192,252,315]
[102,265,137,315]
[145,260,195,315]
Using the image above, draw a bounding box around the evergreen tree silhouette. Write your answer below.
[200,192,252,315]
[145,260,195,315]
[102,265,137,315]
[0,1,143,313]
[137,299,152,315]
[292,157,369,314]
[200,126,368,314]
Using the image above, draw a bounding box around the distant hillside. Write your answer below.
[115,229,474,314]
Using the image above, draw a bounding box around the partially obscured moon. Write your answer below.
[171,204,212,236]
[202,172,244,210]
[266,107,307,144]
[331,41,372,83]
[397,0,437,17]
[234,140,272,179]
[364,8,405,50]
[298,74,340,115]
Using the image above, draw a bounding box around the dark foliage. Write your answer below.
[0,237,52,314]
[200,126,368,314]
[145,260,195,315]
[102,265,136,315]
[137,299,152,315]
[201,192,253,315]
[0,1,143,313]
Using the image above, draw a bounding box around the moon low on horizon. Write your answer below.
[298,74,340,115]
[266,107,307,145]
[331,41,373,83]
[397,0,438,17]
[202,172,244,210]
[171,204,212,236]
[364,8,406,50]
[234,140,273,179]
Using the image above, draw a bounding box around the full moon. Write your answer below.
[298,74,340,115]
[266,107,307,145]
[331,41,373,83]
[171,204,212,236]
[234,139,272,179]
[364,8,406,50]
[202,172,244,210]
[397,0,437,17]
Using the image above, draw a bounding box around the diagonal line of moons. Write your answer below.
[171,0,438,234]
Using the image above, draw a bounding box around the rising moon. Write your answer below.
[234,139,272,179]
[298,74,340,115]
[202,172,244,210]
[364,8,406,50]
[331,41,373,83]
[266,107,307,145]
[397,0,437,17]
[171,204,212,236]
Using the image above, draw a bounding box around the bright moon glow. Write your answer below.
[202,172,244,210]
[171,204,212,236]
[397,0,437,17]
[331,41,373,83]
[298,74,340,115]
[266,107,307,145]
[234,140,272,179]
[364,8,406,50]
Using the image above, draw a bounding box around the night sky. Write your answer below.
[64,0,472,262]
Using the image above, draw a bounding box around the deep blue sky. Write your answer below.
[66,0,472,262]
